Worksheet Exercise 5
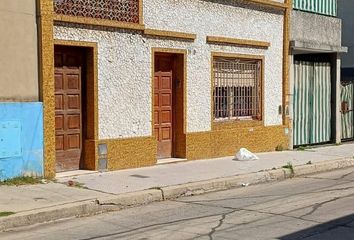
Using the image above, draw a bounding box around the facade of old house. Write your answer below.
[3,0,351,179]
[36,0,291,176]
[290,0,347,148]
[0,0,44,180]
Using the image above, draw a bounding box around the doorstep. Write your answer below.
[55,170,98,178]
[156,158,188,165]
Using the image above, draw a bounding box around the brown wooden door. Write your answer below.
[55,67,82,172]
[154,71,173,159]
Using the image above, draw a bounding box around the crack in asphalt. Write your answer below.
[176,184,354,218]
[299,197,342,218]
[175,200,321,228]
[206,209,238,240]
[295,192,354,220]
[76,209,233,240]
[174,181,354,238]
[335,170,354,180]
[176,195,354,240]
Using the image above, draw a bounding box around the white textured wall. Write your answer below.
[54,0,284,140]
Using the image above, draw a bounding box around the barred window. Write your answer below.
[213,57,262,121]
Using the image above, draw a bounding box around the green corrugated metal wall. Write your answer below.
[293,0,337,16]
[311,62,332,143]
[294,61,312,145]
[293,61,332,146]
[341,83,354,139]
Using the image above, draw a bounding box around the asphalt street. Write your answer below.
[2,167,354,240]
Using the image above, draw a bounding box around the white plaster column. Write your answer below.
[288,54,295,150]
[335,53,342,144]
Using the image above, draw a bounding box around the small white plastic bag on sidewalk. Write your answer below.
[234,148,259,161]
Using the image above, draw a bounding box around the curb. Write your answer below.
[0,189,162,232]
[1,157,354,231]
[161,157,354,199]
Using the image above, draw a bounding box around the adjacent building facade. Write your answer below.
[0,0,43,180]
[289,0,347,147]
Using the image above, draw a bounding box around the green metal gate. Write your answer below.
[293,0,337,16]
[341,80,354,140]
[293,61,332,146]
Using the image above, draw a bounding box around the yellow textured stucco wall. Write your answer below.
[39,0,56,178]
[103,137,157,170]
[101,125,288,171]
[186,125,289,160]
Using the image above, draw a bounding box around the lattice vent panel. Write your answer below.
[54,0,139,23]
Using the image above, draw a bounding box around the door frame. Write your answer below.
[151,48,187,159]
[54,40,99,171]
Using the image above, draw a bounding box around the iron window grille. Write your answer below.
[213,57,262,121]
[54,0,140,23]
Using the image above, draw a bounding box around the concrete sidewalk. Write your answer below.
[1,143,354,231]
[56,143,354,194]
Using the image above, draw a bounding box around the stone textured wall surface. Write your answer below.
[54,0,285,140]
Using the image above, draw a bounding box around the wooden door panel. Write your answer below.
[67,134,80,149]
[154,76,159,89]
[55,115,64,130]
[67,115,80,129]
[154,71,173,159]
[55,73,64,91]
[154,111,159,125]
[154,128,160,140]
[67,95,80,109]
[161,93,171,106]
[55,65,82,172]
[67,74,80,90]
[161,127,171,140]
[56,135,64,151]
[55,95,64,110]
[161,110,171,124]
[161,76,172,89]
[154,93,159,107]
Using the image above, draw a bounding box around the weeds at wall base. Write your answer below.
[0,177,42,186]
